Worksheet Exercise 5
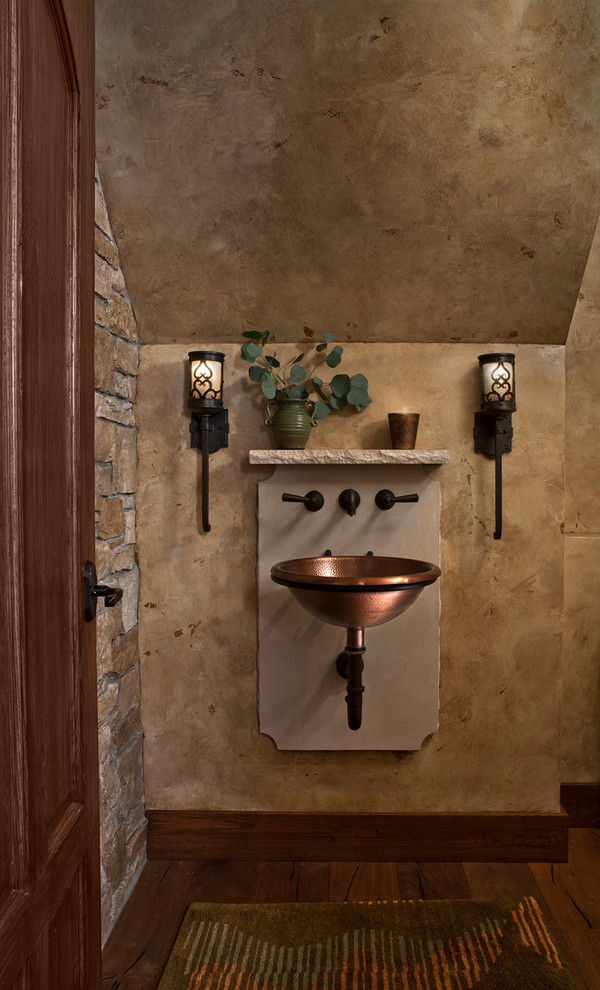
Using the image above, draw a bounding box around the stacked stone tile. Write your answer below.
[94,165,147,940]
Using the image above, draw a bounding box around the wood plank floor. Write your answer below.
[101,828,600,990]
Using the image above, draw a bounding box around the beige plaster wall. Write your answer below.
[137,341,564,813]
[562,220,600,782]
[95,0,600,347]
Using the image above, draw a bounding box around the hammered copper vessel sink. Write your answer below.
[271,555,440,631]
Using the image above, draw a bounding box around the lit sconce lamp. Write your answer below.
[473,353,516,541]
[188,350,229,533]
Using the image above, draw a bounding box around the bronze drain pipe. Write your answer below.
[336,627,366,730]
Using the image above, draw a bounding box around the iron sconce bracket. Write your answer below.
[474,353,516,541]
[189,409,229,454]
[187,350,229,534]
[473,413,513,541]
[189,410,229,534]
[473,412,513,458]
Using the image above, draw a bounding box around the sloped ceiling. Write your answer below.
[96,0,600,345]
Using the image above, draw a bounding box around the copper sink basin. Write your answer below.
[271,555,440,631]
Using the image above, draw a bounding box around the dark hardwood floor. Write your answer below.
[101,828,600,990]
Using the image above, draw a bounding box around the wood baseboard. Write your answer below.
[560,783,600,827]
[146,810,569,863]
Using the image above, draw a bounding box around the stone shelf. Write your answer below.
[249,449,450,465]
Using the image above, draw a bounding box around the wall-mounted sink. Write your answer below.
[258,465,442,748]
[271,554,441,731]
[271,554,440,632]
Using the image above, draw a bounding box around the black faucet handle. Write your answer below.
[281,490,324,511]
[375,489,419,510]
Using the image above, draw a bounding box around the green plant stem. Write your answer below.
[255,352,287,391]
[287,353,330,393]
[257,348,331,396]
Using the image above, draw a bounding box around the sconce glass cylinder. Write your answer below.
[188,350,225,412]
[478,353,516,417]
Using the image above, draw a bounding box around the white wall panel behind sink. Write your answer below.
[257,464,441,750]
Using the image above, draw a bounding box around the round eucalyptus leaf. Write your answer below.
[325,345,343,368]
[351,373,368,389]
[331,373,351,397]
[347,386,371,407]
[264,354,280,368]
[313,376,322,385]
[288,364,306,383]
[242,330,262,340]
[261,330,271,344]
[292,353,305,365]
[248,365,263,382]
[241,341,262,362]
[330,393,347,410]
[287,384,308,399]
[261,377,277,400]
[315,342,327,352]
[323,331,334,342]
[314,401,331,419]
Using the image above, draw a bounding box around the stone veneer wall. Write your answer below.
[94,164,147,941]
[562,219,600,782]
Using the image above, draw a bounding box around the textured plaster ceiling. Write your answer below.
[96,0,600,345]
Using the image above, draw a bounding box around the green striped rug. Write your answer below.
[157,897,580,990]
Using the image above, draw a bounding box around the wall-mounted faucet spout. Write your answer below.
[338,488,361,516]
[336,628,366,730]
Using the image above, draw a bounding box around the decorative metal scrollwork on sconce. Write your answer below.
[188,350,229,533]
[473,353,516,540]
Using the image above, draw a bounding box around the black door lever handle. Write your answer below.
[92,584,124,608]
[83,561,123,622]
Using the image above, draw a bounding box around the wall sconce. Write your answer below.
[188,350,229,532]
[473,353,516,541]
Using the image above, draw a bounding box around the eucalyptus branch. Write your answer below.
[240,330,372,418]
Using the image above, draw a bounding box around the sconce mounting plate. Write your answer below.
[473,413,513,459]
[190,409,229,453]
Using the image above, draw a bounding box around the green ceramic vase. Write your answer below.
[265,398,318,449]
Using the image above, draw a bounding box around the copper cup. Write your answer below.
[388,412,420,449]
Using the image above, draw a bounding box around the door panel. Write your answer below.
[0,0,98,985]
[22,0,79,838]
[0,0,29,943]
[48,869,84,989]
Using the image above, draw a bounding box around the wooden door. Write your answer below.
[0,0,99,986]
